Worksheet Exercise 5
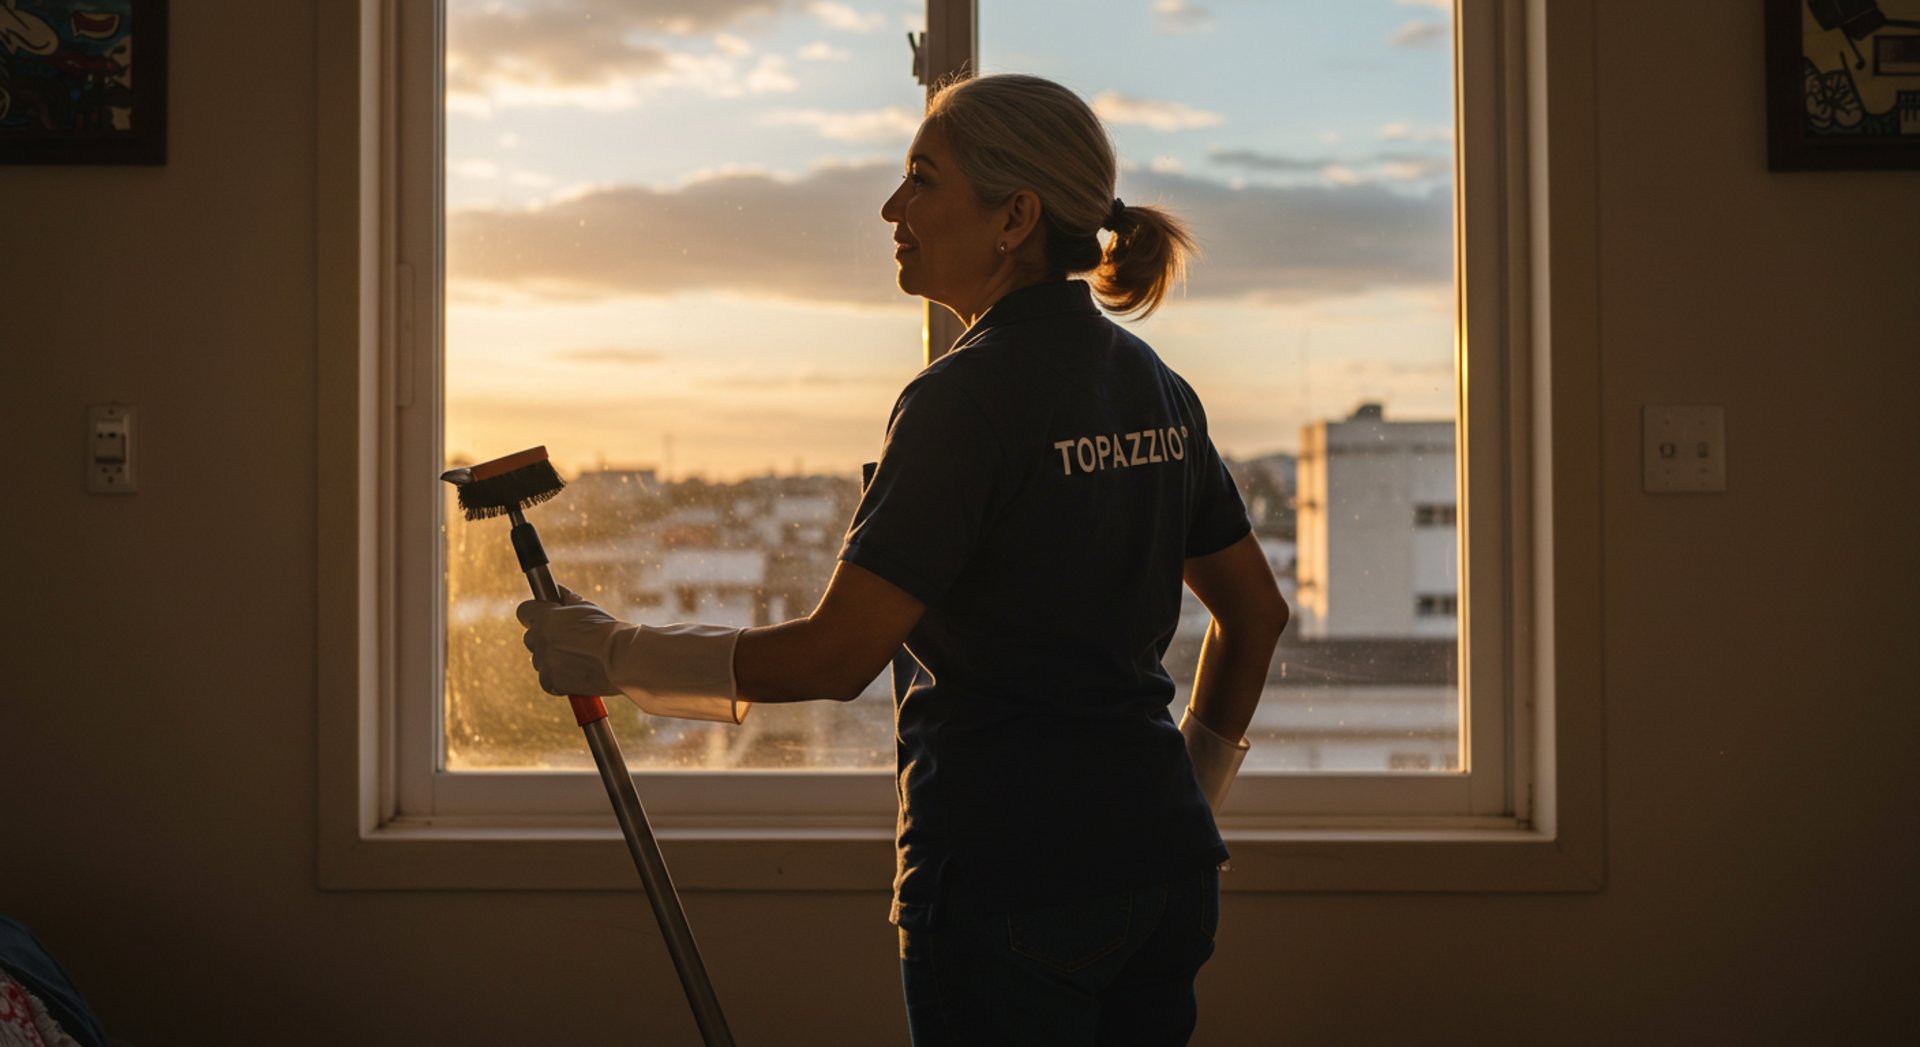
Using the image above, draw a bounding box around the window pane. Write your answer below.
[981,0,1459,772]
[441,0,926,770]
[440,0,1460,777]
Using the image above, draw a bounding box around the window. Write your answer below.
[426,0,1467,781]
[319,0,1607,892]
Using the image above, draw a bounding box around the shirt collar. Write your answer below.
[953,280,1100,349]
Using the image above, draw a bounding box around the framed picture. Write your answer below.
[1767,0,1920,169]
[0,0,168,165]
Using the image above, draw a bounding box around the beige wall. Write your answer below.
[6,2,1915,1043]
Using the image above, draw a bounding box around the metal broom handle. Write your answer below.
[518,514,736,1047]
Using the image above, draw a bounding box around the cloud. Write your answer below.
[798,41,852,61]
[761,105,920,143]
[1090,91,1225,131]
[451,158,504,180]
[447,13,669,100]
[1207,149,1332,173]
[552,347,668,365]
[1152,0,1213,34]
[1149,169,1452,301]
[445,161,1451,309]
[1379,121,1454,143]
[805,1,886,32]
[444,0,788,108]
[693,369,898,389]
[1395,0,1454,10]
[451,0,783,36]
[1209,147,1451,184]
[452,158,562,189]
[447,161,909,307]
[741,54,799,93]
[1388,20,1450,48]
[1376,155,1450,182]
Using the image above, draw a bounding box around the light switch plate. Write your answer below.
[1643,405,1725,494]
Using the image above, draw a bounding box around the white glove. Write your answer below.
[516,588,750,724]
[1180,706,1249,813]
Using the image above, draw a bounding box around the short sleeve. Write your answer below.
[1184,426,1252,559]
[839,372,1003,606]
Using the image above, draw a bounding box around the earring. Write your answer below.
[997,243,1007,253]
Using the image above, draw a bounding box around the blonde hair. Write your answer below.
[925,74,1196,319]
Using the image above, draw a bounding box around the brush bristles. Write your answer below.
[455,459,567,520]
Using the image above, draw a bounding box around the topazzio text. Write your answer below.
[1050,426,1188,475]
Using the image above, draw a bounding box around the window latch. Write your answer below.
[907,31,926,85]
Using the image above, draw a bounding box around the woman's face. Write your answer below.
[880,121,1006,318]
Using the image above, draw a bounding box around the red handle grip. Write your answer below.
[569,694,609,726]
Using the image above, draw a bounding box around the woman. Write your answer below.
[518,73,1288,1046]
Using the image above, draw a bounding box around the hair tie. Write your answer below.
[1105,198,1126,230]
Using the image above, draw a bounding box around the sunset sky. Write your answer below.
[442,0,1457,479]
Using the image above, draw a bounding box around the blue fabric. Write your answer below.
[841,280,1246,925]
[899,866,1220,1046]
[0,915,109,1047]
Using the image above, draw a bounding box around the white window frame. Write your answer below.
[318,0,1605,893]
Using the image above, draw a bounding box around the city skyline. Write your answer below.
[446,445,1459,774]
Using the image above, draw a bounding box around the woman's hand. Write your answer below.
[1180,532,1289,809]
[516,587,622,697]
[518,588,749,723]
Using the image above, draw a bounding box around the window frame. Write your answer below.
[317,0,1606,893]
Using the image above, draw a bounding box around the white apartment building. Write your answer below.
[1295,403,1458,640]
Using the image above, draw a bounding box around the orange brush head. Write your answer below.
[441,446,567,520]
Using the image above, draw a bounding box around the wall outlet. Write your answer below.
[1643,405,1725,494]
[88,403,137,494]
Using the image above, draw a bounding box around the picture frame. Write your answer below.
[1767,0,1920,169]
[0,0,168,165]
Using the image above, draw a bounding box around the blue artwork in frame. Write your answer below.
[0,0,168,164]
[1767,0,1920,169]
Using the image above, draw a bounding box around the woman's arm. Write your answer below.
[733,561,926,703]
[1182,532,1289,740]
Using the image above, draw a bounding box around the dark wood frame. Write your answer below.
[0,0,169,165]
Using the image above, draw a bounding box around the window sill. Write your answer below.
[318,819,1602,894]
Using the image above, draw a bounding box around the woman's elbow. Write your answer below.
[825,675,871,703]
[824,656,891,703]
[1237,587,1290,647]
[747,670,873,704]
[1253,596,1289,648]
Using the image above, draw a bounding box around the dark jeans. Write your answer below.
[898,867,1220,1046]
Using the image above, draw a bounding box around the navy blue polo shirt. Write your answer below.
[840,279,1249,927]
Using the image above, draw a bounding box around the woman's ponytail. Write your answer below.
[1094,203,1196,320]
